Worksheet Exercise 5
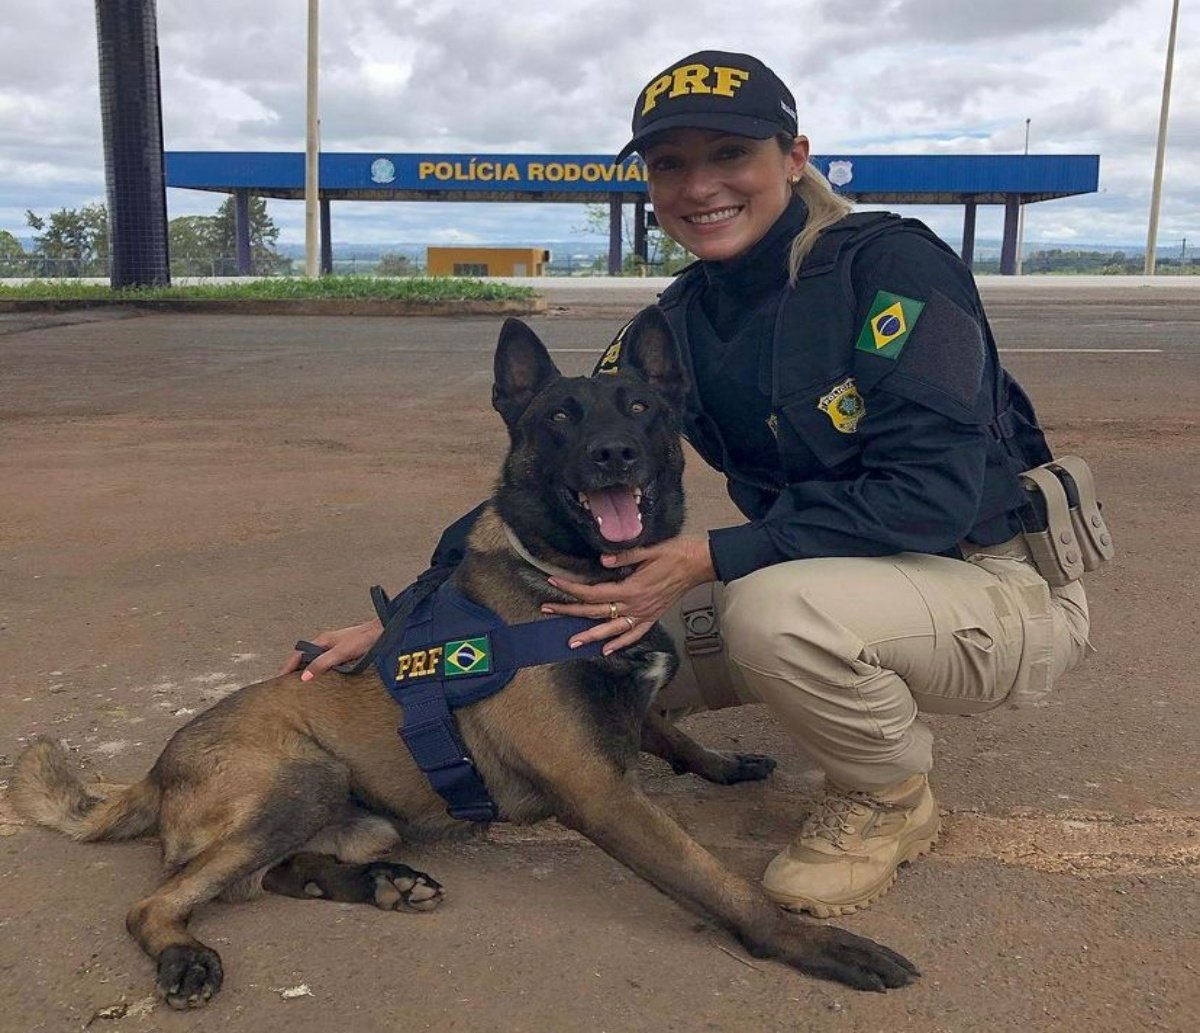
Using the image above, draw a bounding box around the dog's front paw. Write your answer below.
[155,944,224,1009]
[786,925,919,992]
[366,861,445,912]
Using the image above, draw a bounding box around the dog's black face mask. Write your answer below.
[492,307,687,563]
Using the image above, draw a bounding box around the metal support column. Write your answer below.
[960,200,977,270]
[1000,194,1020,276]
[608,196,623,275]
[234,189,252,275]
[633,200,648,265]
[320,198,333,275]
[95,0,170,287]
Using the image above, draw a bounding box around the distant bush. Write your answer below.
[0,276,536,302]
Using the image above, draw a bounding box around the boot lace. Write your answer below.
[798,790,878,846]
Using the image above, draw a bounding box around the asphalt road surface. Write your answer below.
[1,278,1197,1033]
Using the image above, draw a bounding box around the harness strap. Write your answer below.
[400,681,498,821]
[393,613,605,822]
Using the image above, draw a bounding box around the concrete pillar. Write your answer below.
[234,189,252,275]
[1000,194,1020,275]
[960,200,977,270]
[320,198,333,275]
[608,196,623,275]
[95,0,170,287]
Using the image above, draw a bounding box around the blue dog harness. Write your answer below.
[373,581,604,821]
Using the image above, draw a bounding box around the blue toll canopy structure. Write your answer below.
[166,151,1100,275]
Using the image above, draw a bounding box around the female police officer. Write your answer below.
[537,49,1092,917]
[287,50,1092,919]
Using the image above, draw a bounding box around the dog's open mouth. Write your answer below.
[577,485,645,544]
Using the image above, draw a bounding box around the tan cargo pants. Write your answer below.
[655,539,1091,790]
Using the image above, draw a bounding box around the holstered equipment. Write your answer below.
[677,582,736,712]
[1017,455,1115,586]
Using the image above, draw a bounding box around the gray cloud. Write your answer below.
[1,0,1195,248]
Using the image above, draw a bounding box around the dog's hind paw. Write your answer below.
[367,861,445,912]
[693,751,777,785]
[725,753,777,783]
[155,944,224,1009]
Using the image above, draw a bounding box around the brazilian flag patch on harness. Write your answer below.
[855,290,925,360]
[443,636,492,677]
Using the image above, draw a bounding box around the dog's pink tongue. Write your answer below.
[585,487,642,543]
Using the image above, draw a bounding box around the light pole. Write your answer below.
[1016,117,1030,275]
[305,0,320,278]
[1145,0,1181,275]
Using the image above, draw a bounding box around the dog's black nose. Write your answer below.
[588,437,639,473]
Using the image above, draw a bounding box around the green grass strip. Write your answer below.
[0,276,536,302]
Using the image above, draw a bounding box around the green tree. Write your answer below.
[0,230,26,276]
[25,203,109,276]
[376,252,414,276]
[578,203,692,275]
[210,195,285,274]
[169,215,222,276]
[165,196,286,276]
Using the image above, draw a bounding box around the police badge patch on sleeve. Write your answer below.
[855,290,925,360]
[818,377,865,433]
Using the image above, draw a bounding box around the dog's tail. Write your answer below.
[12,738,159,842]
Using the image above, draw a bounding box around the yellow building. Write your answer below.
[426,247,550,277]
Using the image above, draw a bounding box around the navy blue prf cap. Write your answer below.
[616,51,798,162]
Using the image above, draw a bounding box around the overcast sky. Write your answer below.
[1,0,1196,252]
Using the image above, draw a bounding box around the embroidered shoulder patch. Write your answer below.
[818,377,865,434]
[855,290,925,360]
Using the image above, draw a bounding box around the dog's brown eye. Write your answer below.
[629,401,648,415]
[550,410,570,423]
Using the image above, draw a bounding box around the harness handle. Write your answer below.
[293,568,455,676]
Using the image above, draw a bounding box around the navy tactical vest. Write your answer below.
[656,212,1051,530]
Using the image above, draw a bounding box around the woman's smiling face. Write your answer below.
[642,129,808,262]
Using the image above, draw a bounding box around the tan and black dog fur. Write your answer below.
[13,309,918,1008]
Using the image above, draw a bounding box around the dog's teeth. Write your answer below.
[633,488,643,505]
[596,515,604,526]
[578,492,590,510]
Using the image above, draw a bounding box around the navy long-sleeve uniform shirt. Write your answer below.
[656,199,1023,584]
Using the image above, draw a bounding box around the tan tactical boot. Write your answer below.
[761,773,940,917]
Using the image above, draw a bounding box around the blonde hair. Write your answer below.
[787,162,855,282]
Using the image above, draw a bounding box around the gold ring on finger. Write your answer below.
[609,602,620,620]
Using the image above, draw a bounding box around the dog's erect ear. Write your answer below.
[493,318,562,429]
[616,306,687,411]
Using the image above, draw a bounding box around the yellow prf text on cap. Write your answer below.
[641,64,751,115]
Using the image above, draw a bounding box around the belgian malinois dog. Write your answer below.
[13,308,917,1008]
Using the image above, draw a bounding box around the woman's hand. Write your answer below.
[541,535,716,654]
[279,617,383,680]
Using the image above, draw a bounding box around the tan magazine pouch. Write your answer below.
[1018,455,1115,586]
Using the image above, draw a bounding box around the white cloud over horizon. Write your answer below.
[1,0,1196,252]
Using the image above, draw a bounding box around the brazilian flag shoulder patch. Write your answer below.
[855,290,925,361]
